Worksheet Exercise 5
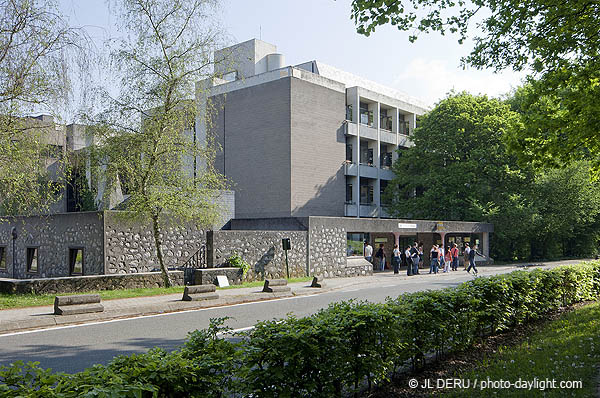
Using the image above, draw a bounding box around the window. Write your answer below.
[27,247,38,273]
[360,184,374,205]
[347,233,370,256]
[346,144,353,162]
[69,248,84,275]
[0,247,6,271]
[346,104,353,120]
[346,184,353,203]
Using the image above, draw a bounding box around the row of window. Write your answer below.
[0,247,84,276]
[346,181,390,205]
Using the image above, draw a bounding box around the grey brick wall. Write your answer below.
[0,212,104,279]
[209,78,292,219]
[207,230,308,281]
[290,77,346,217]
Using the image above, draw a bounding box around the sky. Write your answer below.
[59,0,527,107]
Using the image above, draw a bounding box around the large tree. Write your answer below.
[90,0,227,287]
[0,0,81,215]
[351,0,600,175]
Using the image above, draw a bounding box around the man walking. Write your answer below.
[375,243,386,271]
[467,244,483,275]
[450,243,459,271]
[410,242,420,275]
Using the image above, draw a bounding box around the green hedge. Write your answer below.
[2,262,600,397]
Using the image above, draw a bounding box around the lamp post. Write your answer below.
[11,227,17,278]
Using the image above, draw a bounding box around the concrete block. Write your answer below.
[263,279,290,293]
[54,294,104,315]
[183,284,219,301]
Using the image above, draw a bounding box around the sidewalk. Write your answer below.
[0,259,592,334]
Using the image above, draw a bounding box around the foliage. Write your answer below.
[350,0,600,177]
[88,0,228,287]
[384,92,600,261]
[226,254,251,278]
[0,0,84,216]
[2,262,599,396]
[447,302,600,398]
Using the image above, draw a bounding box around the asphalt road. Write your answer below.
[0,267,539,373]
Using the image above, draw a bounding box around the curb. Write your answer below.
[0,286,330,335]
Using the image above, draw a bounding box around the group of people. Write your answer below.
[364,240,483,276]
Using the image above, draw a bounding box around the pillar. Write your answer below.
[482,232,490,258]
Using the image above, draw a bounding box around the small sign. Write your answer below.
[436,222,446,231]
[374,238,388,243]
[398,223,417,229]
[216,275,229,287]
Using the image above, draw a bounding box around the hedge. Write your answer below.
[2,262,600,397]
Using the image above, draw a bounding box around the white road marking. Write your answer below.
[0,295,315,338]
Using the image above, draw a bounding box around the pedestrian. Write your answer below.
[450,243,459,271]
[429,244,439,274]
[463,243,470,270]
[444,245,451,272]
[375,243,386,271]
[418,243,424,273]
[410,242,420,275]
[364,241,373,264]
[392,244,401,274]
[405,245,413,276]
[467,244,484,275]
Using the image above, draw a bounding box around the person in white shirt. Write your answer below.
[364,241,373,264]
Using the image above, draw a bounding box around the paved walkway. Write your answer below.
[0,258,591,334]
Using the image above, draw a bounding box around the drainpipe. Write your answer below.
[11,227,17,278]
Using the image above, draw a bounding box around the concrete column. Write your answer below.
[374,102,381,217]
[409,113,417,136]
[392,232,400,248]
[353,90,361,218]
[482,232,490,258]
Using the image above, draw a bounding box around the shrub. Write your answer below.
[226,254,251,278]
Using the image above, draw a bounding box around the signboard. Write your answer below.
[436,222,446,231]
[216,275,229,287]
[374,238,388,243]
[398,223,417,229]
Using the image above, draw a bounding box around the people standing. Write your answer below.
[364,241,373,264]
[392,244,401,274]
[418,243,424,272]
[410,242,420,275]
[405,245,413,276]
[429,244,439,274]
[467,244,483,275]
[450,243,459,271]
[443,245,451,272]
[375,243,386,271]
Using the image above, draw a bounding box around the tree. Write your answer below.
[90,0,227,287]
[0,0,81,215]
[350,0,600,175]
[383,93,534,260]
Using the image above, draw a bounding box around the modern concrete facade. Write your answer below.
[199,39,429,220]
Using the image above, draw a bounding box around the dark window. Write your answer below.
[0,247,6,270]
[27,248,38,273]
[346,104,353,120]
[346,184,353,203]
[346,144,353,162]
[69,248,84,275]
[380,180,390,205]
[360,184,374,205]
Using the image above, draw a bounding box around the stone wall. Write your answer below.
[308,225,351,278]
[0,271,184,294]
[103,211,207,274]
[207,230,308,281]
[0,212,104,279]
[193,267,243,285]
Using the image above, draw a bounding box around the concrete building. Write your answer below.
[199,39,429,220]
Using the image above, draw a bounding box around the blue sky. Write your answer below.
[59,0,526,107]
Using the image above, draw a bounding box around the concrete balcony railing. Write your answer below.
[345,203,358,217]
[344,162,358,176]
[380,130,396,145]
[359,124,378,141]
[359,164,378,179]
[345,121,358,136]
[379,168,395,180]
[359,204,378,218]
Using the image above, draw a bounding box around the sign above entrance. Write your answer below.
[398,223,417,229]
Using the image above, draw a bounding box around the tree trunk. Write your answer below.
[152,213,172,288]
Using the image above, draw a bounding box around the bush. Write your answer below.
[2,261,600,397]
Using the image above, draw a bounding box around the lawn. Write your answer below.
[444,302,600,397]
[0,276,312,310]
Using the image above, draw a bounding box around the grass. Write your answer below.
[0,276,313,310]
[444,302,600,397]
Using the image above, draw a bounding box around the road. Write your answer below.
[0,266,557,373]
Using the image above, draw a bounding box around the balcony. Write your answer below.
[380,116,393,132]
[360,124,378,140]
[345,202,358,217]
[344,162,358,176]
[345,121,358,136]
[399,121,410,136]
[379,168,395,180]
[380,130,396,144]
[359,164,378,179]
[398,134,413,148]
[359,204,378,218]
[360,110,373,127]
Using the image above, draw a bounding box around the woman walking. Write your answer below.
[443,245,451,272]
